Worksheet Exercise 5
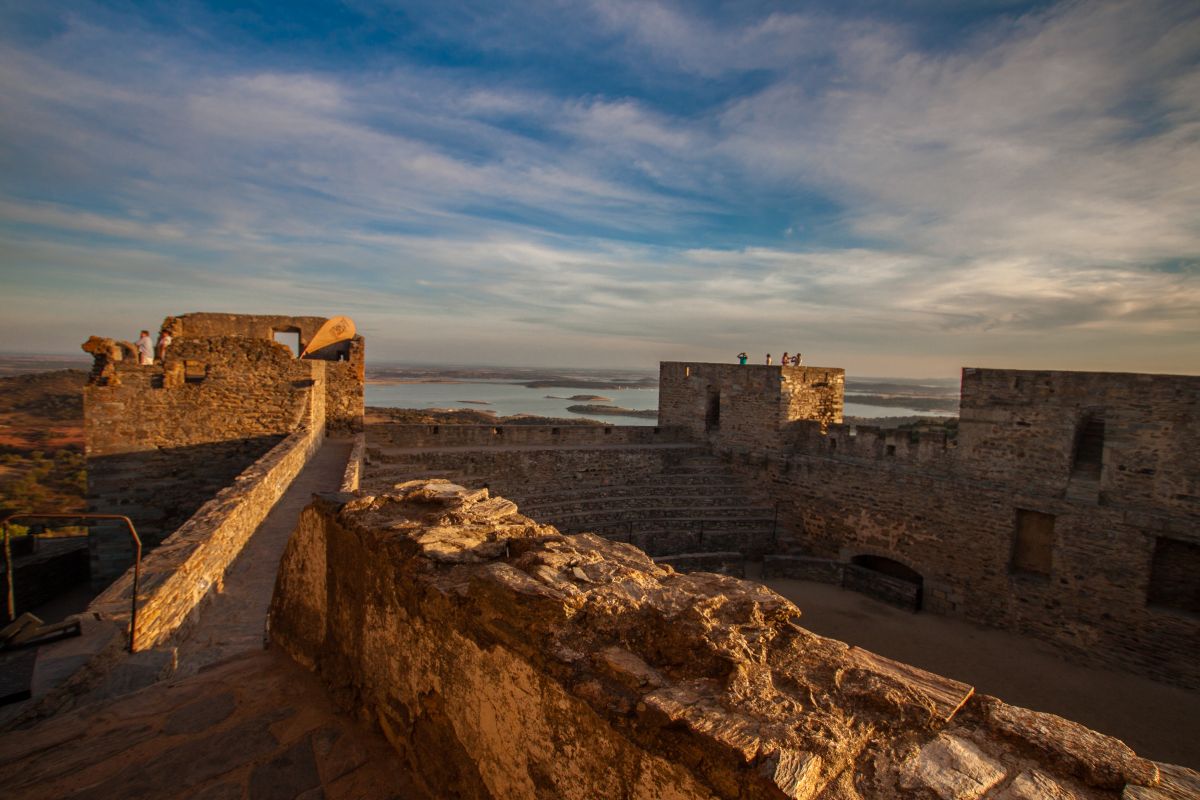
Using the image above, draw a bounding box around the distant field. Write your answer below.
[0,368,88,515]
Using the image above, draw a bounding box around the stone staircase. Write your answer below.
[510,455,778,557]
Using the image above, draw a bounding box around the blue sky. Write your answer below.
[0,0,1197,375]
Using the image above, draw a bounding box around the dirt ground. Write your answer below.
[762,578,1200,770]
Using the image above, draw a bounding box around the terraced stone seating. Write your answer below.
[361,444,778,559]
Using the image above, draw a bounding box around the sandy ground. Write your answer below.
[762,577,1200,770]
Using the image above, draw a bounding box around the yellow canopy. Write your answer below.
[301,315,356,357]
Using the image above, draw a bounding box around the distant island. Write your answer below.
[567,404,658,419]
[524,379,655,390]
[545,394,612,402]
[366,407,605,426]
[457,400,491,405]
[366,364,658,390]
[844,394,959,412]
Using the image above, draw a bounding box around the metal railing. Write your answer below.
[2,513,142,653]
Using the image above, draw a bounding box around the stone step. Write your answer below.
[516,496,774,516]
[508,481,757,505]
[584,527,776,558]
[365,444,710,463]
[529,509,776,530]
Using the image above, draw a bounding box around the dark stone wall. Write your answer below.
[710,366,1200,688]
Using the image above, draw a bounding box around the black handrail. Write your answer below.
[2,513,142,653]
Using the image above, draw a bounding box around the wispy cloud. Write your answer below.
[0,0,1196,374]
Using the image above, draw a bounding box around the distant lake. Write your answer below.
[366,380,954,424]
[366,380,660,426]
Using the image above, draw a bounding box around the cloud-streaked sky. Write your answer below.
[1,0,1197,375]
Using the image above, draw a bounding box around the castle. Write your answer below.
[3,312,1195,798]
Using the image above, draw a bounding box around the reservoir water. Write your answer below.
[365,381,953,425]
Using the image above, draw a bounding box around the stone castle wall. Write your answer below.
[173,312,364,434]
[955,368,1200,514]
[710,367,1200,688]
[88,372,325,651]
[269,482,1188,800]
[367,427,706,500]
[658,362,843,450]
[83,336,317,583]
[368,420,690,448]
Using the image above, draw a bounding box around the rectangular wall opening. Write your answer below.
[1147,537,1200,615]
[272,329,301,357]
[705,388,721,432]
[1011,509,1055,577]
[1071,411,1105,478]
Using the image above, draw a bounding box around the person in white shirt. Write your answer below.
[156,330,172,362]
[136,330,153,365]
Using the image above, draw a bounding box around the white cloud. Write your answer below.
[0,0,1196,375]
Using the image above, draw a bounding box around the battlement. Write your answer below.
[78,314,366,584]
[659,361,844,450]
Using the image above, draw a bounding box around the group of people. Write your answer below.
[737,351,802,366]
[135,329,172,365]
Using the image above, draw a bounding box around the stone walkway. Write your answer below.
[0,649,426,799]
[172,437,353,677]
[0,437,432,798]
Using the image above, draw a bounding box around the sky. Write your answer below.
[0,0,1197,376]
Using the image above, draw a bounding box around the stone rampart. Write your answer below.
[368,422,690,449]
[956,368,1200,515]
[87,362,326,650]
[367,435,707,501]
[170,312,364,434]
[83,335,319,582]
[713,366,1200,688]
[269,481,1190,800]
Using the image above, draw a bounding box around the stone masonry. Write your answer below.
[170,312,365,435]
[269,480,1196,800]
[659,362,844,448]
[680,364,1200,689]
[80,313,365,586]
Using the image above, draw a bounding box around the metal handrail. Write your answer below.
[2,513,142,653]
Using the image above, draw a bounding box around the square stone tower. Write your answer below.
[658,361,844,450]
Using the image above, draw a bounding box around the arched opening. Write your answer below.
[848,554,924,611]
[272,328,301,357]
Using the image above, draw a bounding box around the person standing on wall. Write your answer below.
[765,353,772,365]
[156,329,172,362]
[136,330,153,365]
[737,352,748,365]
[781,352,790,367]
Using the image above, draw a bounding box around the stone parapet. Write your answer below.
[88,378,326,650]
[369,422,691,448]
[340,432,366,492]
[269,480,1188,800]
